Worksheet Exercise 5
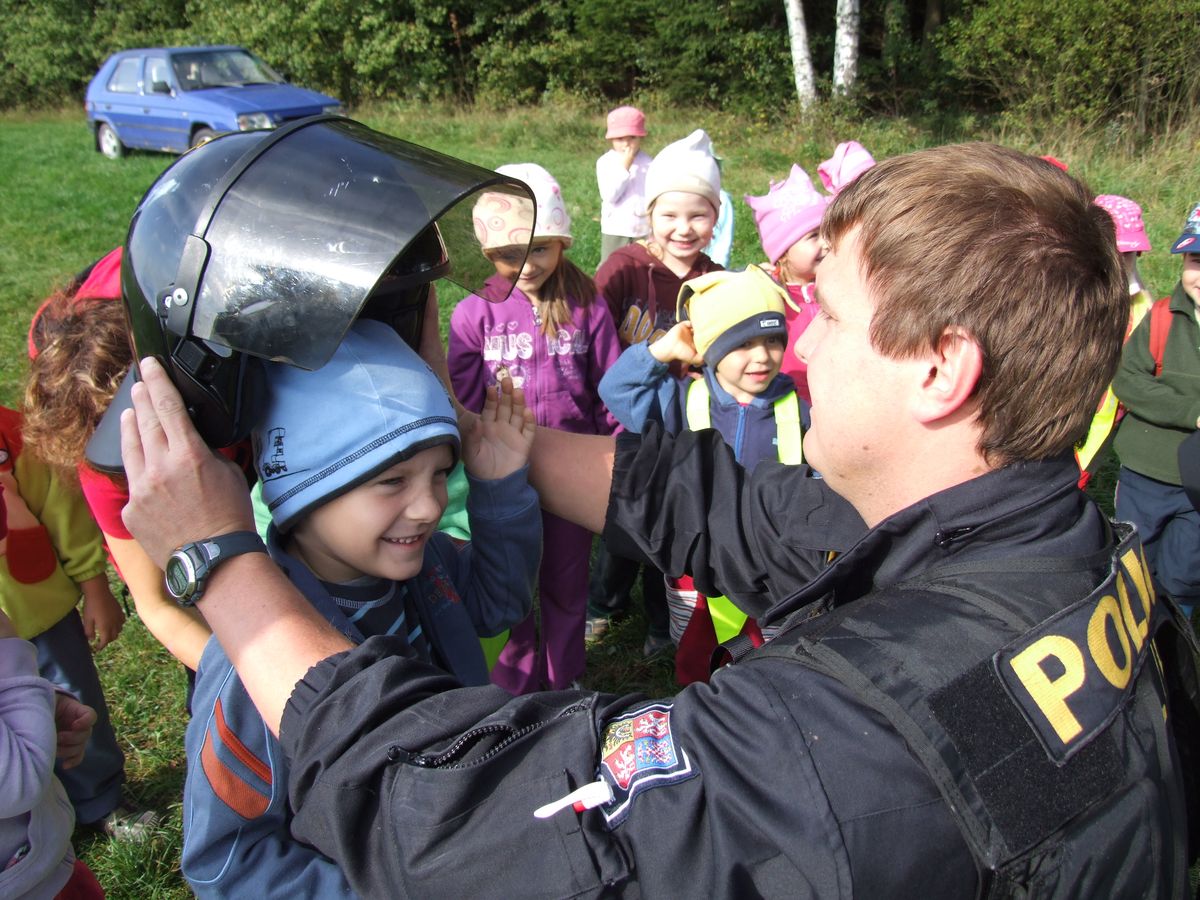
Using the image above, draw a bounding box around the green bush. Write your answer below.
[939,0,1200,133]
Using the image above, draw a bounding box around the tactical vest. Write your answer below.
[742,523,1200,897]
[685,379,802,642]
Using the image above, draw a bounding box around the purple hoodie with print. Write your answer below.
[448,279,621,435]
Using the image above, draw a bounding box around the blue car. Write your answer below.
[85,45,344,158]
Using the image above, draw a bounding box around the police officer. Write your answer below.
[118,142,1197,898]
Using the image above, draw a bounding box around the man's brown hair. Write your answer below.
[823,142,1126,465]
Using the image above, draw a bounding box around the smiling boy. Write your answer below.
[180,319,540,897]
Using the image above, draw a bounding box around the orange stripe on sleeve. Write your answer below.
[213,698,272,783]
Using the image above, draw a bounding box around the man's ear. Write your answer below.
[910,327,983,424]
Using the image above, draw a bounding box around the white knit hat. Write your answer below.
[495,163,573,248]
[645,129,721,211]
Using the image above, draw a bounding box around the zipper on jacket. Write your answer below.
[387,701,590,770]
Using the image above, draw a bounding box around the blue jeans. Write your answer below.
[1116,466,1200,618]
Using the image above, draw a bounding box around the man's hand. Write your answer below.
[462,378,536,481]
[649,321,703,367]
[79,574,124,652]
[54,693,96,770]
[120,357,255,569]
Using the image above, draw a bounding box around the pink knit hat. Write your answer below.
[817,141,876,195]
[1094,195,1151,253]
[744,165,828,264]
[605,106,647,140]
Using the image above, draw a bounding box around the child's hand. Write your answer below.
[54,693,96,770]
[462,378,536,482]
[79,574,124,652]
[649,321,703,366]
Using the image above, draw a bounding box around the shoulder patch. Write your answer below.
[994,538,1165,763]
[598,702,697,827]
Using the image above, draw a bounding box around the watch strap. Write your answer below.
[168,530,267,606]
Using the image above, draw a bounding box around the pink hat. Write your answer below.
[817,141,876,195]
[744,165,828,264]
[605,106,647,140]
[1094,195,1151,253]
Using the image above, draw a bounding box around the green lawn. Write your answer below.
[2,101,1196,895]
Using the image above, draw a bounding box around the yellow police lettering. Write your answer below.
[1115,577,1145,654]
[1087,595,1132,689]
[1009,635,1086,744]
[1118,547,1154,647]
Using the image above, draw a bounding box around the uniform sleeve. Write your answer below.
[603,424,865,618]
[183,641,355,899]
[1113,308,1200,429]
[0,637,56,817]
[448,298,489,415]
[596,152,635,205]
[585,299,623,434]
[16,447,106,584]
[435,467,540,637]
[598,342,680,435]
[279,635,968,898]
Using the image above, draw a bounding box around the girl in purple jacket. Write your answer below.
[450,163,621,693]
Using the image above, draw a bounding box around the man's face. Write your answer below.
[796,230,917,509]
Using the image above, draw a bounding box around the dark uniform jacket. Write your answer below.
[278,425,1193,899]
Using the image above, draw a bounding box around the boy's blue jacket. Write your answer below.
[599,340,802,468]
[181,468,540,899]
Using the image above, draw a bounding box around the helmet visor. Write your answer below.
[188,118,534,369]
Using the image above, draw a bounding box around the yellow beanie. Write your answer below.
[678,266,788,366]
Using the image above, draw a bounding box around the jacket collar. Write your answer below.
[762,453,1104,626]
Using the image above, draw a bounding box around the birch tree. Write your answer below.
[832,0,860,96]
[784,0,817,110]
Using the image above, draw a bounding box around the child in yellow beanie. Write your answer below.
[598,265,804,683]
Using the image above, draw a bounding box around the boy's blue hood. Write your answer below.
[253,319,460,531]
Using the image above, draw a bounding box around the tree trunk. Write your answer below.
[784,0,818,110]
[832,0,860,96]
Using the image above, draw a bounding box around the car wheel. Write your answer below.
[190,127,216,149]
[97,123,124,159]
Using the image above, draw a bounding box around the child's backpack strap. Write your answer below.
[1149,296,1173,377]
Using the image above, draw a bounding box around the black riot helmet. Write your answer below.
[86,116,535,472]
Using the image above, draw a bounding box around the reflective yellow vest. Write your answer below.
[1076,291,1154,474]
[684,379,802,641]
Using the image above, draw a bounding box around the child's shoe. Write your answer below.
[85,800,161,842]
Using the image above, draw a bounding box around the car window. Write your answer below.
[145,57,172,91]
[107,57,142,93]
[171,49,283,90]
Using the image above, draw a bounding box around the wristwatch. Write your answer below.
[164,530,267,607]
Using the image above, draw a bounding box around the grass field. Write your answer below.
[2,101,1197,895]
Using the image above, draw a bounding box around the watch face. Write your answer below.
[165,552,196,600]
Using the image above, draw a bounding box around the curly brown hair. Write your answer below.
[23,294,132,478]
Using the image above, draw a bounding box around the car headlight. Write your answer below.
[237,113,275,131]
[322,104,345,117]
